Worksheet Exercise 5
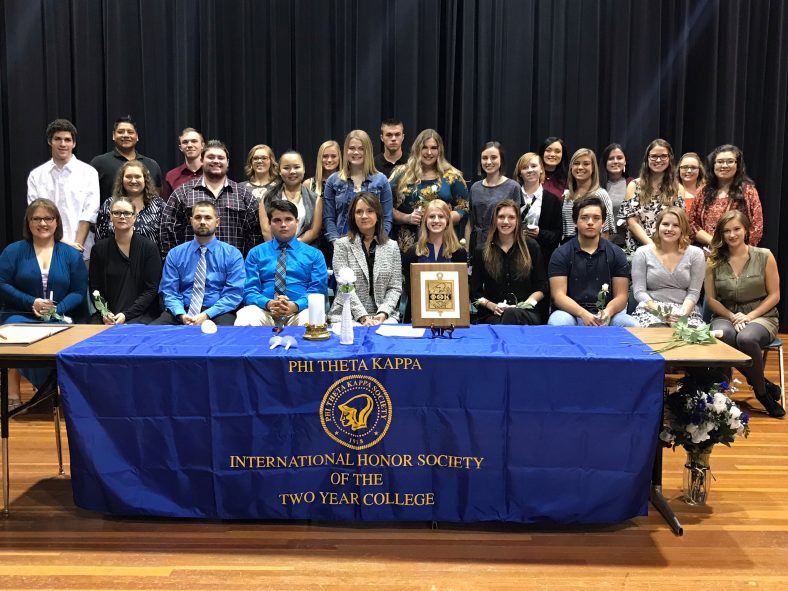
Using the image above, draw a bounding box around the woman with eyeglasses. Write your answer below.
[690,144,763,247]
[677,151,706,213]
[89,196,162,325]
[323,130,393,245]
[95,160,165,246]
[0,199,88,410]
[560,148,615,241]
[240,144,279,201]
[471,199,546,325]
[705,210,782,418]
[618,139,685,257]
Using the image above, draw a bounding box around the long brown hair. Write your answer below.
[415,199,460,258]
[346,192,388,244]
[111,160,158,205]
[707,210,751,270]
[483,199,532,280]
[635,139,680,206]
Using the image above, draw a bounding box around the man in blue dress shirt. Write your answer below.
[235,200,328,326]
[152,201,244,326]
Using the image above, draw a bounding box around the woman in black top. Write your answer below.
[471,199,547,325]
[90,196,162,324]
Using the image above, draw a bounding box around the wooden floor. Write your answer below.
[2,342,787,590]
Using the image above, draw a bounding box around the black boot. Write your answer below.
[765,380,782,402]
[756,391,786,419]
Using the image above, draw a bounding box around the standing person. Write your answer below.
[235,200,327,327]
[402,199,467,323]
[548,195,636,327]
[374,119,407,177]
[560,149,615,241]
[540,137,568,201]
[600,143,633,248]
[258,151,322,245]
[162,128,204,199]
[328,193,402,326]
[513,152,562,270]
[0,199,87,410]
[160,140,259,256]
[152,201,244,326]
[95,160,165,245]
[390,129,468,253]
[27,118,100,261]
[467,141,521,252]
[630,207,705,327]
[303,140,342,197]
[90,196,162,325]
[690,144,764,247]
[704,210,782,418]
[323,130,393,245]
[90,115,163,202]
[240,144,279,202]
[471,200,546,325]
[619,139,685,257]
[677,151,706,213]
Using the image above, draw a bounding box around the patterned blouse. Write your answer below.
[391,171,469,253]
[618,182,685,255]
[689,183,763,245]
[95,196,166,246]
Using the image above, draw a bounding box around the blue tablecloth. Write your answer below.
[57,325,664,523]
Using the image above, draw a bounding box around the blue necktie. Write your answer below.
[188,245,207,316]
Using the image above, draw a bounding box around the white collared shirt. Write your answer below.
[520,184,544,226]
[27,156,100,259]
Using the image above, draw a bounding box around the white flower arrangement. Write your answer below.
[336,268,356,294]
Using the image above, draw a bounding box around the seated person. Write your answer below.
[90,196,162,324]
[402,199,467,323]
[631,207,705,327]
[471,199,546,325]
[151,201,244,326]
[0,199,87,410]
[328,192,401,326]
[235,200,328,326]
[548,195,636,327]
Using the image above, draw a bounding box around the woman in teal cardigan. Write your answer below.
[0,199,87,409]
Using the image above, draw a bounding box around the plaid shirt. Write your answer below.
[160,176,261,256]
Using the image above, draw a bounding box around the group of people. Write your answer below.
[0,118,781,418]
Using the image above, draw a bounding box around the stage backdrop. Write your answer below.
[1,1,786,320]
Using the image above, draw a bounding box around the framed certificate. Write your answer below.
[409,263,470,328]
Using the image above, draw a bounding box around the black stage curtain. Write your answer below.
[2,0,787,320]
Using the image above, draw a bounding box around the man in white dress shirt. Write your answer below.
[27,119,100,260]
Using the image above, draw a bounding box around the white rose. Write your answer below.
[729,406,742,419]
[337,267,356,285]
[601,283,609,292]
[659,430,675,443]
[200,319,217,334]
[92,290,100,297]
[712,392,728,413]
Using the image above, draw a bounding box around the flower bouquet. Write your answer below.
[336,267,356,344]
[659,379,750,504]
[651,317,721,353]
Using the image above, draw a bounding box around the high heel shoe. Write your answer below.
[756,391,786,419]
[8,398,23,412]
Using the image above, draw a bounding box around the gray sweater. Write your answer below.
[631,244,706,305]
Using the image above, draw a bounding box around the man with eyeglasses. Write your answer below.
[152,201,244,327]
[162,127,205,199]
[548,195,636,327]
[160,140,259,257]
[27,119,100,260]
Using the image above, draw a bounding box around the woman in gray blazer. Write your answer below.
[329,192,401,325]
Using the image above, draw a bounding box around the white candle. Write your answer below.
[308,294,325,325]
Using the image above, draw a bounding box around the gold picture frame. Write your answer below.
[409,263,470,328]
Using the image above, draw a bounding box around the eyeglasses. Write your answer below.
[679,165,699,172]
[111,211,135,218]
[252,156,270,163]
[714,159,736,167]
[648,154,670,162]
[31,216,55,224]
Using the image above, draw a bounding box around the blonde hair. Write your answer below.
[339,130,378,181]
[415,199,461,258]
[513,152,545,186]
[394,129,464,207]
[312,140,341,197]
[244,144,279,182]
[566,148,601,202]
[652,206,691,251]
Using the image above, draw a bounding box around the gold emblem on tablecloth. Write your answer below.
[320,375,392,450]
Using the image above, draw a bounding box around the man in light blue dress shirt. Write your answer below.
[152,201,244,326]
[235,200,327,326]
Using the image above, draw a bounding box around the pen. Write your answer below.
[0,333,7,340]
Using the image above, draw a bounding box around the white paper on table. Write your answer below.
[375,325,426,338]
[0,325,70,345]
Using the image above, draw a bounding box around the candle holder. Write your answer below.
[303,322,330,341]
